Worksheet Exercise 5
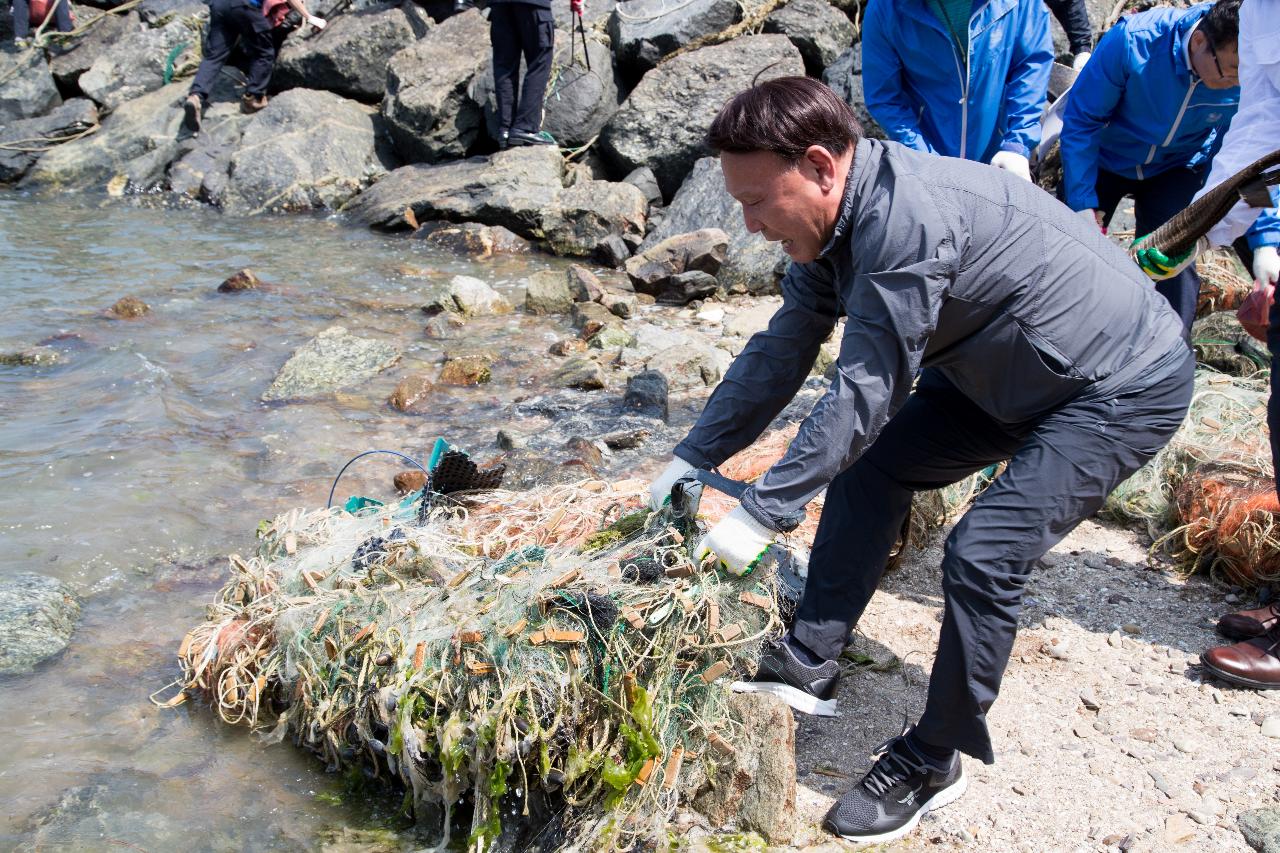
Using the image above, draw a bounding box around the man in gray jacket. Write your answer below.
[647,77,1193,845]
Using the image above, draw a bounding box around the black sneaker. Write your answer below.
[507,128,557,147]
[181,95,202,136]
[730,637,838,716]
[824,733,967,845]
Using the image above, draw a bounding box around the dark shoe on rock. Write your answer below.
[730,635,838,716]
[824,732,967,845]
[1217,601,1280,641]
[240,93,268,114]
[507,128,557,147]
[1202,624,1280,690]
[182,95,202,135]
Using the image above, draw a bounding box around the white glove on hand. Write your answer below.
[648,456,696,510]
[1253,245,1280,286]
[308,14,327,29]
[696,505,775,577]
[991,150,1031,181]
[1071,51,1091,71]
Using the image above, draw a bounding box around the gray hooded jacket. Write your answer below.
[673,138,1187,530]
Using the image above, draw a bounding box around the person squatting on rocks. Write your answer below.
[1133,0,1280,691]
[489,0,573,148]
[10,0,72,48]
[861,0,1053,182]
[181,0,326,133]
[1043,0,1092,69]
[1059,0,1279,333]
[646,77,1195,845]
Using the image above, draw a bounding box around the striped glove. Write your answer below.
[1132,235,1207,281]
[696,506,775,577]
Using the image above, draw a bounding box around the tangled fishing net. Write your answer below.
[166,423,991,849]
[1192,310,1271,378]
[1106,370,1278,586]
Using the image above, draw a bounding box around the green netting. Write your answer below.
[175,482,787,850]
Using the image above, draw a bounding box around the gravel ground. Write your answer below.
[729,517,1278,851]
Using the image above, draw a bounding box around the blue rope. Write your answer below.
[325,449,430,510]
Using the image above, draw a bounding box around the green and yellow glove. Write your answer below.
[1131,235,1206,281]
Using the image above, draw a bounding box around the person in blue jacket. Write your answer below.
[1058,0,1279,331]
[861,0,1053,180]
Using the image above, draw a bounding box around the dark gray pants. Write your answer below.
[489,2,554,136]
[189,0,275,101]
[793,352,1194,763]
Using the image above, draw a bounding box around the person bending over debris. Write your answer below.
[861,0,1053,181]
[1058,0,1276,333]
[647,76,1193,845]
[180,0,325,133]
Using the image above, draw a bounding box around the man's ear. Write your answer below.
[804,145,839,193]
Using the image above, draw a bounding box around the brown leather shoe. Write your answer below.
[1217,601,1280,641]
[240,93,268,114]
[1202,626,1280,690]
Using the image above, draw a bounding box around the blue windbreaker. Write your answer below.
[861,0,1053,163]
[1059,4,1280,247]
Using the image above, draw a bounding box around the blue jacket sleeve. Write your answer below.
[1245,202,1280,251]
[998,0,1054,158]
[862,0,935,153]
[1059,20,1131,211]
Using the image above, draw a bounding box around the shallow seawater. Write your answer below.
[0,190,608,849]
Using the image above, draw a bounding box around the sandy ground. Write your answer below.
[720,517,1278,851]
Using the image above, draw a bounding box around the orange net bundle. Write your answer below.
[1197,250,1254,316]
[1160,464,1280,587]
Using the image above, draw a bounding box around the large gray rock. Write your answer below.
[343,145,564,233]
[599,34,804,197]
[382,8,489,162]
[607,0,741,72]
[0,98,98,184]
[0,573,80,675]
[474,33,619,149]
[78,18,199,110]
[763,0,854,76]
[137,0,208,24]
[273,3,426,103]
[167,98,253,202]
[22,81,187,191]
[262,326,401,402]
[0,49,62,123]
[823,43,884,139]
[647,341,724,388]
[626,227,727,297]
[1240,808,1280,853]
[214,89,391,214]
[693,692,797,843]
[49,9,138,88]
[641,156,788,294]
[540,178,648,258]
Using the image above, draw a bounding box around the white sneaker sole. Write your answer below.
[835,769,969,846]
[729,680,839,717]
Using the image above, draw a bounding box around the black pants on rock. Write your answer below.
[490,2,554,136]
[1095,166,1210,334]
[12,0,73,38]
[792,353,1194,764]
[189,0,275,101]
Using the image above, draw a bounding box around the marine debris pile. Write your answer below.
[1106,370,1278,586]
[175,467,787,849]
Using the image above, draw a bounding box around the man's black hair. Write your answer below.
[1202,0,1241,49]
[706,76,863,161]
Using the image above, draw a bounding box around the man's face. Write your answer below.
[721,149,840,264]
[1190,30,1239,90]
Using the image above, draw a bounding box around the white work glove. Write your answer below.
[991,150,1031,181]
[648,456,696,510]
[1071,51,1091,71]
[1253,245,1280,286]
[307,14,327,29]
[695,505,775,577]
